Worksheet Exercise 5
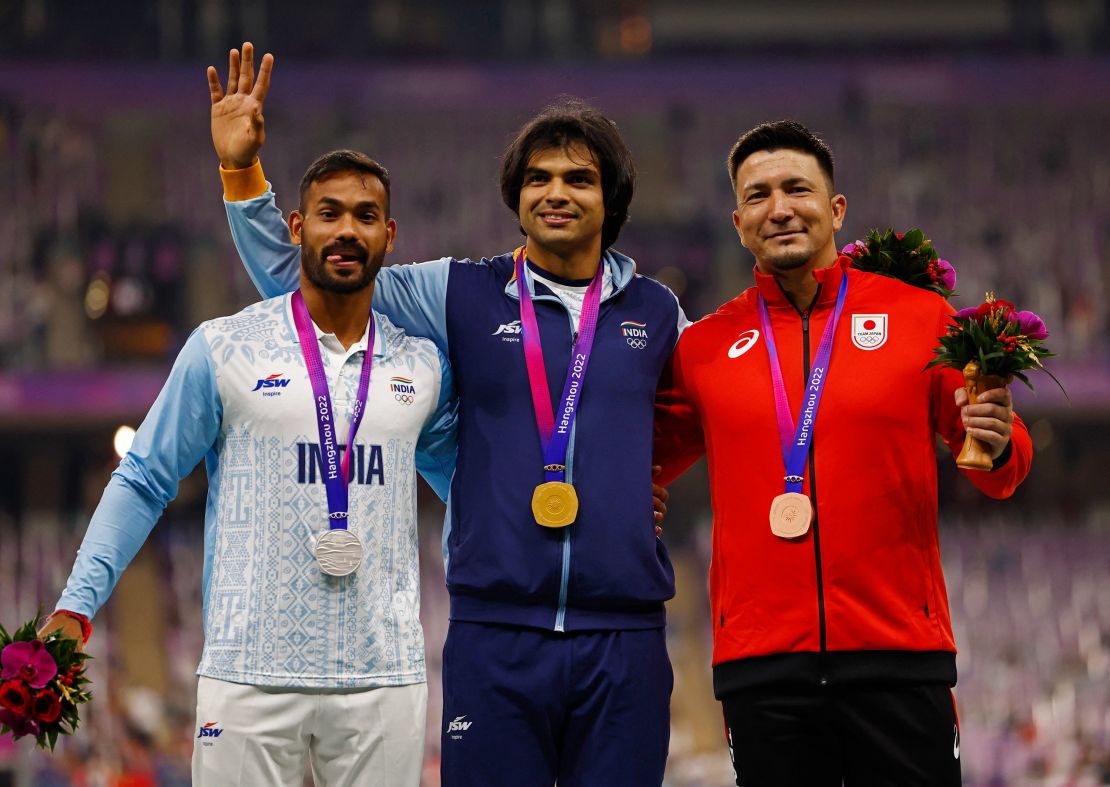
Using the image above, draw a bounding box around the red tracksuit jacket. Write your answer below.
[655,256,1032,696]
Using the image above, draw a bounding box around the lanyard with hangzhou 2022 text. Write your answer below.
[514,247,604,528]
[756,273,848,539]
[291,289,375,575]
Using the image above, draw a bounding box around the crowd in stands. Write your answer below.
[0,63,1107,373]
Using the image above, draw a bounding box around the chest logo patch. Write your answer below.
[621,320,648,349]
[390,376,416,404]
[252,372,290,395]
[493,319,521,342]
[727,330,760,359]
[851,314,888,350]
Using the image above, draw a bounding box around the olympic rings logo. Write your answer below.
[625,338,647,350]
[394,394,414,404]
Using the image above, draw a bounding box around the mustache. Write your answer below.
[321,241,369,259]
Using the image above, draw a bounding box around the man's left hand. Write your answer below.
[955,384,1014,460]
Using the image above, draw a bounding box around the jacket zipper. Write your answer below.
[789,285,828,679]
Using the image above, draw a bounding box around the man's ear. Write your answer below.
[732,209,748,250]
[289,210,304,245]
[385,218,397,254]
[830,194,847,232]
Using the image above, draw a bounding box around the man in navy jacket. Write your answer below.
[209,43,687,785]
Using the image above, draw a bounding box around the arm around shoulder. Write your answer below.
[373,259,453,353]
[653,335,706,486]
[222,159,301,299]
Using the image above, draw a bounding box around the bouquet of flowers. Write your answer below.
[0,619,91,750]
[842,228,957,299]
[927,292,1062,469]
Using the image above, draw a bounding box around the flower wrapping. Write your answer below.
[0,618,91,751]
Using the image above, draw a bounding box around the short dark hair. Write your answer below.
[298,150,391,213]
[500,99,636,250]
[727,120,835,193]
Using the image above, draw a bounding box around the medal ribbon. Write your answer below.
[291,289,375,529]
[514,248,604,483]
[757,273,848,494]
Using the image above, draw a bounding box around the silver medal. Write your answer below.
[314,529,363,576]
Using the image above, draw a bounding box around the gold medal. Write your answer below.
[769,492,812,539]
[532,481,579,528]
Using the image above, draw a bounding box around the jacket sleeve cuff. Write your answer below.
[990,440,1013,471]
[220,159,267,201]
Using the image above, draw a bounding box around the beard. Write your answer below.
[763,246,813,272]
[301,240,384,294]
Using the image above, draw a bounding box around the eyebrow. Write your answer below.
[316,197,382,211]
[524,166,599,178]
[742,176,815,194]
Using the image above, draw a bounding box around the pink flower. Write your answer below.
[841,242,858,256]
[1010,310,1048,340]
[1,641,57,689]
[0,679,31,716]
[936,259,957,290]
[0,707,41,739]
[955,307,979,321]
[31,689,62,724]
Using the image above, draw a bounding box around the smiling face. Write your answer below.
[517,142,606,263]
[732,148,846,275]
[290,170,396,294]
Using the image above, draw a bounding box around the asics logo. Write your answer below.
[727,330,760,358]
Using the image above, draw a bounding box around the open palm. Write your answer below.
[207,42,273,169]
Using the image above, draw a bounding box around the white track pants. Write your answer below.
[191,676,426,787]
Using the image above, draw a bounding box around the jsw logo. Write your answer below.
[447,715,473,732]
[252,373,291,392]
[493,320,522,335]
[197,722,223,738]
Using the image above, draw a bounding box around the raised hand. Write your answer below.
[207,42,274,170]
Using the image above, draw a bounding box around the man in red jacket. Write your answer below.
[654,120,1032,786]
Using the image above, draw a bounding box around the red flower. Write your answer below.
[976,299,1015,317]
[0,679,31,716]
[31,689,62,724]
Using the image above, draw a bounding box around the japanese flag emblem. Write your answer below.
[851,314,888,350]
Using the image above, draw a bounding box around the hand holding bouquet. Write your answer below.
[928,293,1062,469]
[0,618,91,750]
[844,228,1060,470]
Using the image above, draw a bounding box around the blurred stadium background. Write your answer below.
[1,1,1109,784]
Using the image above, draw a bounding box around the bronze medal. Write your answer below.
[532,481,579,528]
[769,492,812,539]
